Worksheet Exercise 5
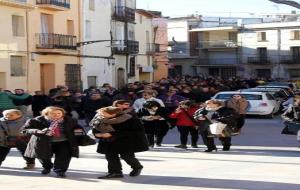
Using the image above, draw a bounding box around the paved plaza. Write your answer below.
[0,117,299,190]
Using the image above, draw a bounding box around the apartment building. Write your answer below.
[0,0,34,91]
[241,21,300,79]
[80,0,112,89]
[134,9,156,83]
[111,0,138,88]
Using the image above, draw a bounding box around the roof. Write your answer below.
[136,9,158,18]
[190,26,239,32]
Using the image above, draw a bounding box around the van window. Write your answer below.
[266,93,275,100]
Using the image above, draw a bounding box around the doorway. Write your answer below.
[40,64,55,94]
[117,68,125,89]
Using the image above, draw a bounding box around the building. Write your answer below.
[0,0,34,91]
[152,14,169,81]
[134,9,156,83]
[80,0,112,90]
[111,0,138,89]
[27,0,80,93]
[167,16,202,77]
[241,21,300,79]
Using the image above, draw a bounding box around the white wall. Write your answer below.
[81,0,112,89]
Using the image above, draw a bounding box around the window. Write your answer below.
[257,47,267,60]
[41,13,53,33]
[257,32,266,41]
[85,20,91,38]
[10,56,26,76]
[89,0,95,11]
[291,30,300,40]
[228,32,237,42]
[67,20,74,35]
[288,69,300,78]
[87,76,97,87]
[129,56,136,77]
[65,64,81,90]
[12,15,25,37]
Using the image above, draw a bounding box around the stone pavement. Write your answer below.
[0,117,300,190]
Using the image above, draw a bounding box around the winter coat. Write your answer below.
[211,107,239,130]
[226,98,249,115]
[96,115,149,154]
[0,117,28,147]
[23,116,79,160]
[32,95,49,113]
[169,106,198,127]
[0,92,30,110]
[138,107,169,136]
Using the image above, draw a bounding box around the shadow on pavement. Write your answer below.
[122,175,300,190]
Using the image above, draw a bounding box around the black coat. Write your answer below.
[23,116,79,160]
[211,107,239,129]
[138,107,169,136]
[96,116,149,154]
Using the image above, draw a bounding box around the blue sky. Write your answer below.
[137,0,299,17]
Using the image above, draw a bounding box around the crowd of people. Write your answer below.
[0,76,298,179]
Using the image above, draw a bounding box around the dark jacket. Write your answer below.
[96,115,148,154]
[211,107,239,130]
[23,116,79,160]
[138,107,169,136]
[282,105,300,122]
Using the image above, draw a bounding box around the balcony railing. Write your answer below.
[248,57,271,64]
[146,43,160,54]
[112,6,135,23]
[36,0,70,10]
[198,40,239,49]
[197,58,239,65]
[280,55,300,64]
[36,33,77,50]
[112,40,139,55]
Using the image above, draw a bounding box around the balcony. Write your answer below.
[248,57,271,65]
[197,58,239,66]
[36,33,77,50]
[36,0,70,11]
[280,55,300,64]
[146,43,160,54]
[112,6,135,23]
[0,0,34,9]
[112,40,139,55]
[198,40,240,50]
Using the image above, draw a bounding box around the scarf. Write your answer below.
[49,118,64,137]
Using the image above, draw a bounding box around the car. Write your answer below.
[212,91,280,118]
[264,82,297,91]
[256,85,294,97]
[241,88,289,102]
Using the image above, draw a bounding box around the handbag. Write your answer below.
[209,122,227,135]
[74,127,96,146]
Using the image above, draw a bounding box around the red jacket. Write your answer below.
[169,106,198,127]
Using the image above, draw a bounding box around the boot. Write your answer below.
[23,163,35,170]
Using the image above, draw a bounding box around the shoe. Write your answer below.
[23,164,35,170]
[204,147,217,152]
[129,168,143,177]
[97,173,124,179]
[56,172,66,178]
[191,144,198,148]
[222,146,231,151]
[156,144,162,147]
[174,144,187,149]
[41,168,51,175]
[149,144,154,148]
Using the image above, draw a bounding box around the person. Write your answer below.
[138,101,169,147]
[0,90,31,117]
[132,91,164,112]
[169,100,199,149]
[0,109,35,169]
[92,105,149,179]
[158,89,186,115]
[23,106,80,178]
[82,92,112,123]
[31,91,49,117]
[194,100,238,152]
[12,89,32,116]
[225,94,249,133]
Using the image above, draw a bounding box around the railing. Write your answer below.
[248,57,271,64]
[280,55,300,64]
[36,0,70,9]
[197,58,239,65]
[146,43,160,54]
[112,6,135,23]
[36,33,77,50]
[198,40,239,49]
[112,40,139,54]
